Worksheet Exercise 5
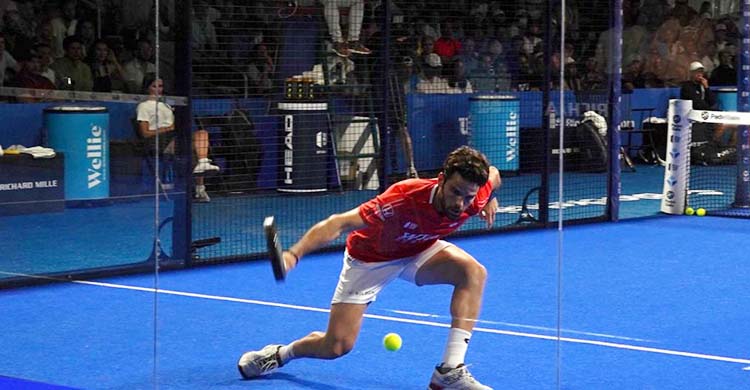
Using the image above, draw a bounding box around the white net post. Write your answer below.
[660,99,693,214]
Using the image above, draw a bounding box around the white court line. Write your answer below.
[388,309,651,342]
[58,278,750,367]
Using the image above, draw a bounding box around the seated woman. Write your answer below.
[136,75,219,202]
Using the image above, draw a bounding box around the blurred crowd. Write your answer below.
[0,0,742,98]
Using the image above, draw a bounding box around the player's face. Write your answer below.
[437,172,480,220]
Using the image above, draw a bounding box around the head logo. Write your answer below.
[666,191,675,200]
[672,115,681,124]
[376,203,394,220]
[701,111,709,121]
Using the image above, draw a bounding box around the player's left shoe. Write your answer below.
[428,363,493,390]
[237,344,284,379]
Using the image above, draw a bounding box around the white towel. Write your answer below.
[20,146,57,159]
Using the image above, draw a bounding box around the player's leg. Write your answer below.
[405,242,492,389]
[415,244,487,333]
[285,302,368,360]
[237,303,367,379]
[238,251,401,378]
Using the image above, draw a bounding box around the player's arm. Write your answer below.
[480,166,502,228]
[285,207,367,267]
[488,166,502,191]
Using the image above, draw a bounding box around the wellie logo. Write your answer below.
[506,111,519,162]
[87,124,104,189]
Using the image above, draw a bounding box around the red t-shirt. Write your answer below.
[346,178,493,262]
[433,38,462,59]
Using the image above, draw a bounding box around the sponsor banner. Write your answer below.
[686,109,750,125]
[661,99,692,214]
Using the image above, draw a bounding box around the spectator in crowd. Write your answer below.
[562,57,582,91]
[698,1,712,19]
[50,35,92,90]
[469,53,497,92]
[2,2,36,55]
[580,56,606,91]
[445,58,473,93]
[649,17,689,86]
[34,21,55,51]
[413,16,439,41]
[485,39,504,71]
[709,48,736,86]
[415,35,435,70]
[638,0,670,32]
[398,55,421,93]
[456,37,479,75]
[622,0,650,68]
[50,0,79,58]
[713,23,735,54]
[622,57,645,92]
[321,0,371,58]
[469,52,510,92]
[35,43,56,85]
[122,38,155,93]
[521,21,542,56]
[0,33,19,87]
[679,61,719,144]
[246,43,274,95]
[136,76,220,202]
[90,39,124,92]
[9,50,56,101]
[75,19,96,60]
[433,18,461,62]
[416,53,451,93]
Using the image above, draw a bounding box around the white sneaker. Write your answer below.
[238,344,284,379]
[194,186,210,202]
[428,364,493,390]
[193,158,220,174]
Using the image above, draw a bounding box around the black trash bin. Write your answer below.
[277,102,330,193]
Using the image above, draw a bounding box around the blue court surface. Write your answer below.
[1,216,748,389]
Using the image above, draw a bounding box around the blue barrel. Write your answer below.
[45,106,109,200]
[716,87,737,111]
[469,95,520,172]
[277,102,329,192]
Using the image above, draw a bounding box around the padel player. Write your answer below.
[239,146,501,390]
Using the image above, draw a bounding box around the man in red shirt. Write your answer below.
[239,146,501,389]
[433,19,462,61]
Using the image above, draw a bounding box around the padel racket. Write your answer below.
[263,216,287,282]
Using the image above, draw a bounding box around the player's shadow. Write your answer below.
[241,372,347,389]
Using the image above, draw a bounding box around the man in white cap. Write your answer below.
[680,61,718,144]
[416,53,451,93]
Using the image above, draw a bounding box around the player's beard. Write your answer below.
[437,184,462,220]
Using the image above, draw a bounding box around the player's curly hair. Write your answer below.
[442,146,490,186]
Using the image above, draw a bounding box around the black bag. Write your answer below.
[200,109,262,193]
[691,142,737,166]
[550,121,608,173]
[220,109,262,192]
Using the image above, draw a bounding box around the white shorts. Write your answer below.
[331,240,453,305]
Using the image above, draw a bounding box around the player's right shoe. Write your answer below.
[428,364,493,390]
[237,344,284,379]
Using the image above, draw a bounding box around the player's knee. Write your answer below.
[462,260,487,287]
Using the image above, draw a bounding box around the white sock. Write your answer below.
[198,158,209,164]
[441,328,471,369]
[278,342,296,365]
[196,184,205,192]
